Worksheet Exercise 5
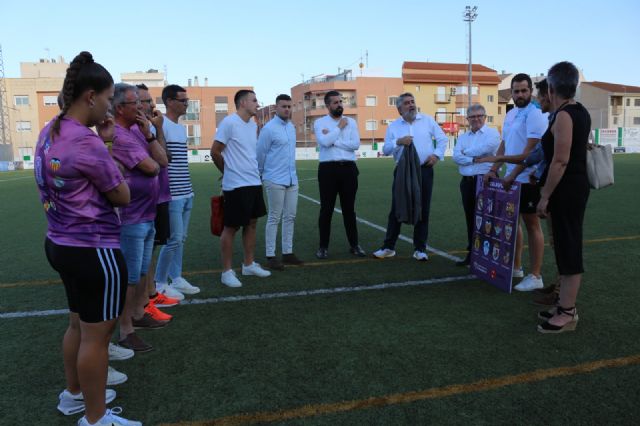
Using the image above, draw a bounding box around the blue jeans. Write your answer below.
[120,221,156,285]
[155,196,193,283]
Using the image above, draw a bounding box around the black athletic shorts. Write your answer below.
[519,183,541,214]
[154,201,170,246]
[45,238,127,323]
[223,185,266,227]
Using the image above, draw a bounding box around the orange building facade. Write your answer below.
[402,62,503,134]
[148,85,252,150]
[290,73,404,147]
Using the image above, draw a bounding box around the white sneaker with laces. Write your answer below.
[512,267,525,278]
[170,276,200,294]
[107,366,128,386]
[221,270,242,288]
[77,407,142,426]
[242,262,272,277]
[57,388,116,416]
[514,274,544,292]
[157,283,185,301]
[373,248,396,259]
[413,250,429,261]
[108,343,134,361]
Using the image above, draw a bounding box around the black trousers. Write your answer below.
[318,161,359,248]
[459,175,479,255]
[382,165,434,251]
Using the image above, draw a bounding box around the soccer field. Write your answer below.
[1,155,639,425]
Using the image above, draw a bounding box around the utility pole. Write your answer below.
[463,6,478,111]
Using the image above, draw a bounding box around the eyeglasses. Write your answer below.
[139,99,152,104]
[467,114,486,120]
[120,100,140,106]
[171,98,190,105]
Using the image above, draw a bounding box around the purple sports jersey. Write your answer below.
[34,117,124,248]
[111,124,159,225]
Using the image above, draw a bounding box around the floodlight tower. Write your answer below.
[463,6,478,110]
[0,44,12,159]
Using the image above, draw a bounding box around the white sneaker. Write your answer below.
[512,267,524,278]
[242,262,272,277]
[373,248,396,259]
[157,283,185,301]
[108,343,134,361]
[107,366,128,386]
[57,388,116,416]
[413,250,429,261]
[77,407,142,426]
[514,274,544,292]
[170,276,200,295]
[221,270,242,288]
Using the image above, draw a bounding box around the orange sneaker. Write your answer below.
[145,301,173,321]
[150,292,180,308]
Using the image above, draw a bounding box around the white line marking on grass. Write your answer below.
[0,176,33,183]
[298,193,462,262]
[0,275,475,319]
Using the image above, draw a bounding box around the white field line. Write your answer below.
[0,176,33,183]
[0,275,475,319]
[298,193,462,262]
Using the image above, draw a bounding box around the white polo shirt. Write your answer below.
[214,113,261,191]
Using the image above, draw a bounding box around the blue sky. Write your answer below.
[1,0,638,103]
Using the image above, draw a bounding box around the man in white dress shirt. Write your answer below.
[452,104,500,266]
[313,90,365,259]
[373,92,448,261]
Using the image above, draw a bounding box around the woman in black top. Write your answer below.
[536,61,591,333]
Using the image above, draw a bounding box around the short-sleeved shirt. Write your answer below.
[502,102,548,183]
[162,116,194,200]
[34,117,124,248]
[112,124,159,225]
[215,113,261,191]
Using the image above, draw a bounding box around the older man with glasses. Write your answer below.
[452,104,500,266]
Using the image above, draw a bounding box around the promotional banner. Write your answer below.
[470,178,521,293]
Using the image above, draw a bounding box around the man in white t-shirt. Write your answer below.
[211,90,271,287]
[484,73,548,291]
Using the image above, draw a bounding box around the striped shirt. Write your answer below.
[162,115,194,199]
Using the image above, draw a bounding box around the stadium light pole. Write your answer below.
[463,5,478,111]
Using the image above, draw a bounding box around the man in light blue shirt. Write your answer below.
[313,90,364,259]
[452,104,500,266]
[373,92,448,261]
[257,94,303,270]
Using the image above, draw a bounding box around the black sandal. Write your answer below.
[537,306,578,334]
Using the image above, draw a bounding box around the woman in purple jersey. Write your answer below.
[35,52,141,425]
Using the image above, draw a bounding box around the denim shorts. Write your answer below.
[120,221,156,284]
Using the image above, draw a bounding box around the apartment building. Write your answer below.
[4,58,66,162]
[290,71,404,146]
[578,81,640,130]
[402,61,502,133]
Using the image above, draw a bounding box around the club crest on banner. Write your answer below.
[505,224,513,240]
[492,243,500,261]
[475,215,482,230]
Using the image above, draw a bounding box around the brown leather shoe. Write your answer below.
[132,312,168,330]
[281,253,304,266]
[266,257,285,271]
[118,332,153,353]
